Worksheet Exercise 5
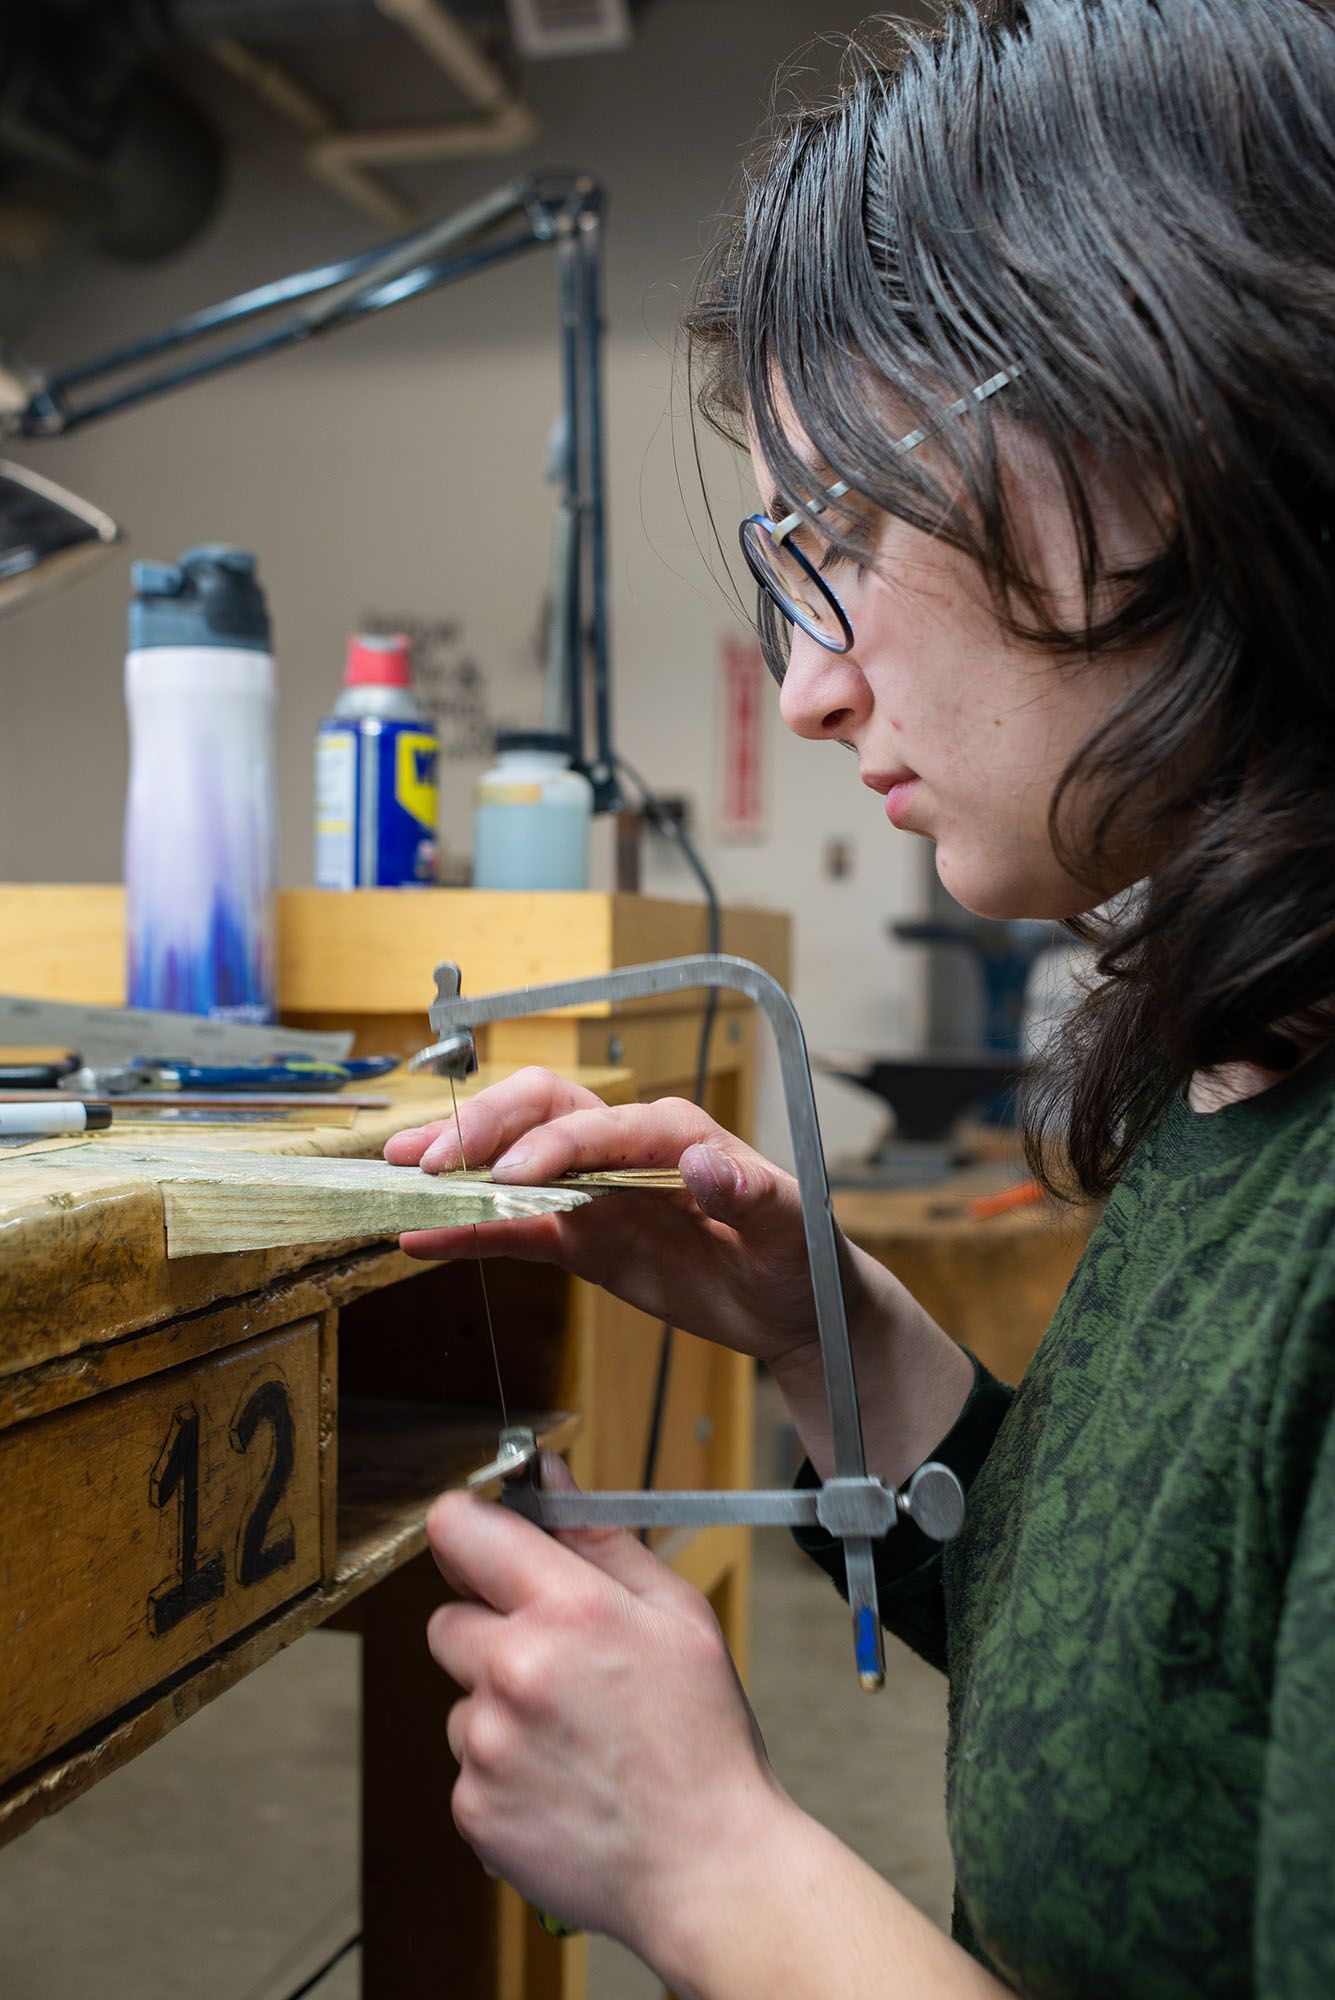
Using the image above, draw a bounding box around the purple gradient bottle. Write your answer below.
[124,546,277,1022]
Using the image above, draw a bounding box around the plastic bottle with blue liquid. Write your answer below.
[124,545,277,1021]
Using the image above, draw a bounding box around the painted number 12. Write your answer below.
[148,1378,296,1637]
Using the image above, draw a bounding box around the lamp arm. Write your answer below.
[12,232,546,440]
[1,170,619,807]
[6,177,549,440]
[41,215,519,402]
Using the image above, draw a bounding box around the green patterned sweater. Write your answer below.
[798,1046,1335,1997]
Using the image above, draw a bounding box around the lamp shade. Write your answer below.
[0,461,120,614]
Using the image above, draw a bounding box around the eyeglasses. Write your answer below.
[739,365,1021,674]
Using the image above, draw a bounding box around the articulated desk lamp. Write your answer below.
[0,177,965,1686]
[0,169,619,805]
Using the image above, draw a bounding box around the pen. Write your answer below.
[0,1101,113,1137]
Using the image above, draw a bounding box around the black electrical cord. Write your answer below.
[230,1889,363,2000]
[278,1932,361,2000]
[612,756,723,1516]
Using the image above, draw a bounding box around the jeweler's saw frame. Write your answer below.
[411,954,964,1689]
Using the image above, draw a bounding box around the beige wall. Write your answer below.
[0,0,934,1163]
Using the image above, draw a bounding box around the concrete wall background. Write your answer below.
[0,0,936,1162]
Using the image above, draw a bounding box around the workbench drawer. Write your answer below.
[0,1320,325,1788]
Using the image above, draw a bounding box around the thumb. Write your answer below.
[678,1140,798,1235]
[538,1453,673,1599]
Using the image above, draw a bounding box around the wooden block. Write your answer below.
[145,1152,598,1256]
[0,884,790,1017]
[0,1320,323,1788]
[279,889,616,1014]
[609,894,792,994]
[144,1153,678,1258]
[278,889,792,1016]
[0,885,125,1003]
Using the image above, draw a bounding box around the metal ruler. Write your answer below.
[0,996,353,1064]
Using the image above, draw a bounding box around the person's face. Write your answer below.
[748,423,1162,920]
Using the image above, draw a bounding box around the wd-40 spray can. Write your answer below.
[314,634,439,888]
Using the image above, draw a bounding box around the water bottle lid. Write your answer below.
[345,633,412,687]
[128,544,271,653]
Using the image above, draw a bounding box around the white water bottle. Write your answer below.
[124,545,277,1021]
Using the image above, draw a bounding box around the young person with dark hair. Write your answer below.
[388,4,1335,1992]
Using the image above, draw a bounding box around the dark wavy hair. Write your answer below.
[685,0,1335,1198]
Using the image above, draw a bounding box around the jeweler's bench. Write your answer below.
[0,886,789,2000]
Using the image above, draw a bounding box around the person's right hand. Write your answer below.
[384,1067,847,1371]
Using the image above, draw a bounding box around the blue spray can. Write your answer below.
[124,546,276,1021]
[313,634,439,888]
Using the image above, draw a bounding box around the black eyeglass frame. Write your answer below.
[738,364,1023,673]
[739,491,856,655]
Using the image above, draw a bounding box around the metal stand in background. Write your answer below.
[0,170,621,810]
[411,952,966,1692]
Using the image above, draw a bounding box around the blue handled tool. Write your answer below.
[60,1055,398,1095]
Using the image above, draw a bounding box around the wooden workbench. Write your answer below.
[834,1161,1099,1384]
[0,886,790,2000]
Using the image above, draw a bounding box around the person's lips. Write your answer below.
[884,778,920,828]
[861,767,921,828]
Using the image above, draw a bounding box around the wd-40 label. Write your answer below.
[314,717,439,887]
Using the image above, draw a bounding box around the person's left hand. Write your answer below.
[425,1453,790,1961]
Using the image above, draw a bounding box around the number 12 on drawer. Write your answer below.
[0,1322,324,1788]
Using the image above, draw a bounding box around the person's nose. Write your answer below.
[777,624,870,742]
